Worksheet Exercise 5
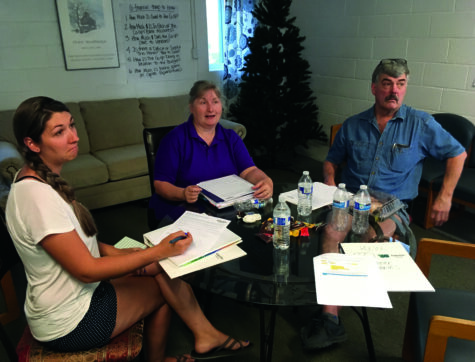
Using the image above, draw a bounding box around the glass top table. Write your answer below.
[189,202,330,307]
[157,199,375,362]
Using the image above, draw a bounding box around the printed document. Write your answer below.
[158,229,246,278]
[198,174,254,208]
[114,236,147,250]
[314,253,392,308]
[341,242,434,292]
[143,211,234,266]
[115,235,245,279]
[281,182,338,210]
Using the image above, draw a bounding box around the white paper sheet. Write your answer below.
[280,182,337,210]
[314,253,392,308]
[114,236,147,250]
[143,211,231,266]
[159,240,246,279]
[198,174,254,201]
[341,242,435,292]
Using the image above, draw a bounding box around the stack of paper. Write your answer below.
[341,242,434,292]
[313,242,434,308]
[158,229,246,279]
[143,211,246,278]
[197,174,255,209]
[280,182,337,210]
[314,253,393,308]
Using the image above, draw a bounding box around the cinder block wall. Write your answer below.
[0,0,213,111]
[291,0,475,161]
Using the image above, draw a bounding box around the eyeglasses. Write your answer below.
[379,58,407,66]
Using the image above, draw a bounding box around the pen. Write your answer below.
[338,242,345,254]
[169,233,188,244]
[392,143,409,151]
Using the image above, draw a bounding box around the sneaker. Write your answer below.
[300,312,347,350]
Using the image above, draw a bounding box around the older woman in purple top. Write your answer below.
[150,80,273,219]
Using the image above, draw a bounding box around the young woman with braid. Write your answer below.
[5,97,252,362]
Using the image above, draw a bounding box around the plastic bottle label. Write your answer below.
[299,185,313,195]
[354,201,371,211]
[333,200,347,209]
[274,216,290,226]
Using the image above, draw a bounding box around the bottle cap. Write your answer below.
[303,171,309,175]
[360,185,367,190]
[338,183,346,188]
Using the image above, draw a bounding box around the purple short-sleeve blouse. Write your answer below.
[149,116,255,219]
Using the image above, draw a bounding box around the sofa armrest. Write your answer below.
[0,141,23,185]
[219,119,247,139]
[0,141,22,211]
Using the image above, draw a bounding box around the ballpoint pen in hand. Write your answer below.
[169,232,189,244]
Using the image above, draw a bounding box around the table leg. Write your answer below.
[259,306,278,362]
[351,306,376,362]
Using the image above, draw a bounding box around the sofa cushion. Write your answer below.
[140,95,189,128]
[62,154,109,189]
[65,102,90,155]
[93,144,148,181]
[80,98,143,152]
[0,109,16,145]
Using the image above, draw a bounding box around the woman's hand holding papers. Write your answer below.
[184,185,202,203]
[154,231,193,258]
[241,166,274,200]
[252,178,273,199]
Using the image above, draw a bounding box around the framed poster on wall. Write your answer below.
[55,0,119,70]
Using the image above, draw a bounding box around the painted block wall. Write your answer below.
[0,0,214,111]
[1,0,474,155]
[290,0,475,161]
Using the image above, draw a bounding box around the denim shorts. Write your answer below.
[43,281,117,352]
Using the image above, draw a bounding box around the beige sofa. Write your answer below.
[0,95,246,210]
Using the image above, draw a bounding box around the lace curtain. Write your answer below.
[222,0,258,106]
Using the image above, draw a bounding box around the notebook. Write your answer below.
[198,174,254,209]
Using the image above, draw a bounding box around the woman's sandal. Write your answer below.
[174,354,193,362]
[190,337,253,360]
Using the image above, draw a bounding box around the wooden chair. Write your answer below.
[329,123,342,147]
[0,211,144,362]
[402,238,475,361]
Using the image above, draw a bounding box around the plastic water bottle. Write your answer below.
[297,171,313,216]
[273,194,291,250]
[331,183,349,231]
[234,198,272,212]
[352,185,371,234]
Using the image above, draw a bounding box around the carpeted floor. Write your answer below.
[1,159,474,361]
[90,160,475,361]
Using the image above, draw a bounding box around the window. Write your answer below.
[206,0,224,71]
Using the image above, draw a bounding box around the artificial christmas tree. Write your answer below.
[228,0,326,166]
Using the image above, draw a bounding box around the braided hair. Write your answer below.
[13,96,97,237]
